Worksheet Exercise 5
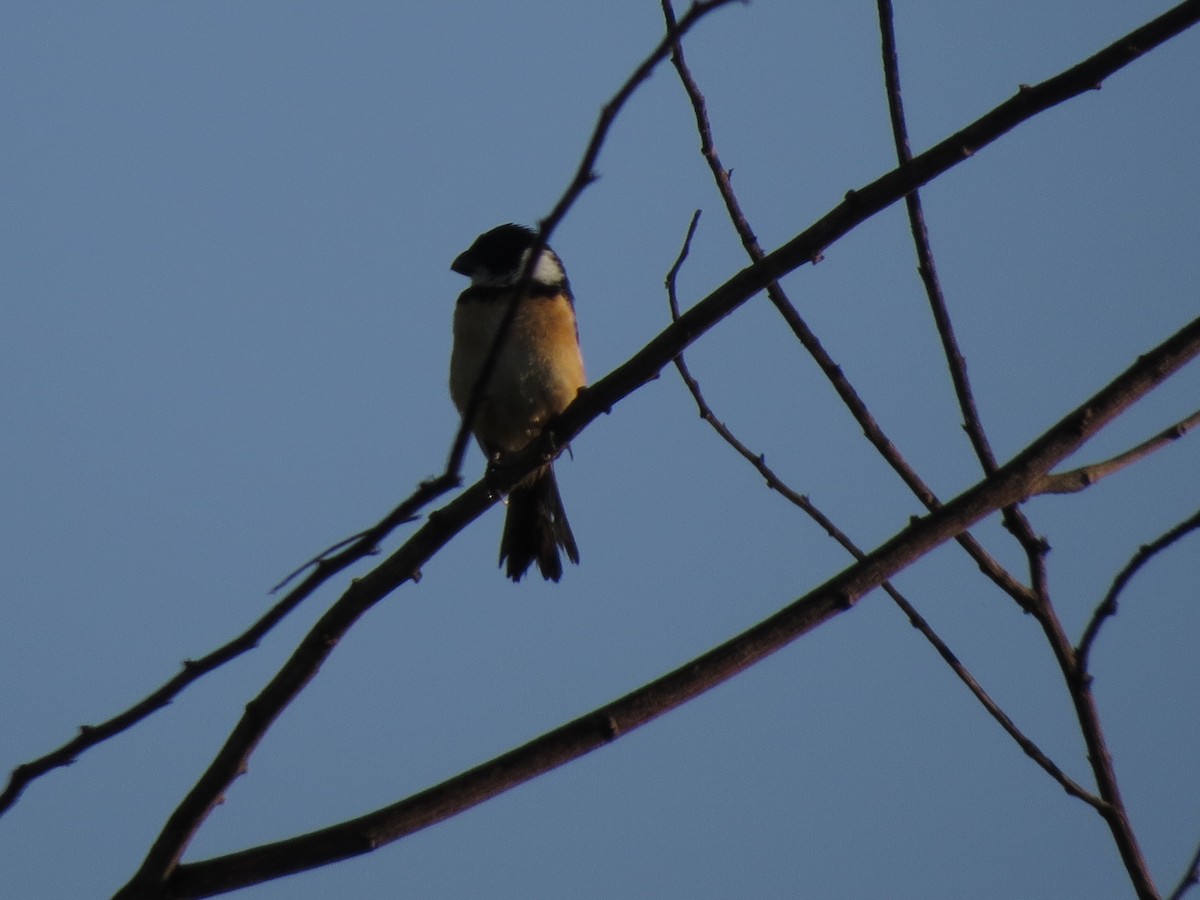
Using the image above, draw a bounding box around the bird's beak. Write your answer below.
[450,251,472,275]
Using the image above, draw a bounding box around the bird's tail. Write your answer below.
[500,465,579,582]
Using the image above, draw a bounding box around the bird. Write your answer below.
[449,224,586,582]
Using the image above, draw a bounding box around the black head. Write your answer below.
[451,224,566,289]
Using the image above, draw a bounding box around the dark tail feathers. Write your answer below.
[500,466,579,582]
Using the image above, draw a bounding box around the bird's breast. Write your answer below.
[450,291,586,454]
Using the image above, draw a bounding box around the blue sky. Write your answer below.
[3,2,1199,898]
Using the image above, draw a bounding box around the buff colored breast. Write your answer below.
[450,291,586,455]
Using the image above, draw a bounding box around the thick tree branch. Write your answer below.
[113,4,1200,892]
[165,312,1200,898]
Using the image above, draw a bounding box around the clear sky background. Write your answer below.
[3,2,1199,898]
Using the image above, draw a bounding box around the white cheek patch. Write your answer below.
[530,248,564,286]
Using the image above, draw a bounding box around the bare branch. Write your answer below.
[662,0,1036,609]
[875,0,999,476]
[270,529,376,595]
[870,8,1164,889]
[872,0,1059,640]
[864,10,1167,881]
[1035,408,1200,495]
[0,472,455,820]
[1169,840,1200,900]
[112,3,1200,889]
[1002,499,1161,896]
[1077,507,1200,674]
[665,213,1102,811]
[164,313,1200,898]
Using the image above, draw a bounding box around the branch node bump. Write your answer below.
[603,712,621,740]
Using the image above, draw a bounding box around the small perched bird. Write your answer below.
[449,224,587,582]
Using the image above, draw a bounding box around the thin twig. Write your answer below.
[870,0,1055,609]
[1077,507,1200,673]
[1015,505,1158,897]
[0,473,455,820]
[1042,591,1158,897]
[666,212,1101,811]
[270,530,375,595]
[1035,409,1200,495]
[1168,840,1200,900]
[661,0,1037,610]
[875,0,998,476]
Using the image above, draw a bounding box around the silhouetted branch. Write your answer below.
[1169,840,1200,900]
[665,211,1101,811]
[113,2,1200,891]
[163,311,1200,898]
[875,0,998,476]
[1035,408,1200,495]
[0,471,454,820]
[874,7,1175,891]
[1018,515,1155,896]
[661,0,1036,610]
[872,0,1055,638]
[1078,507,1200,674]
